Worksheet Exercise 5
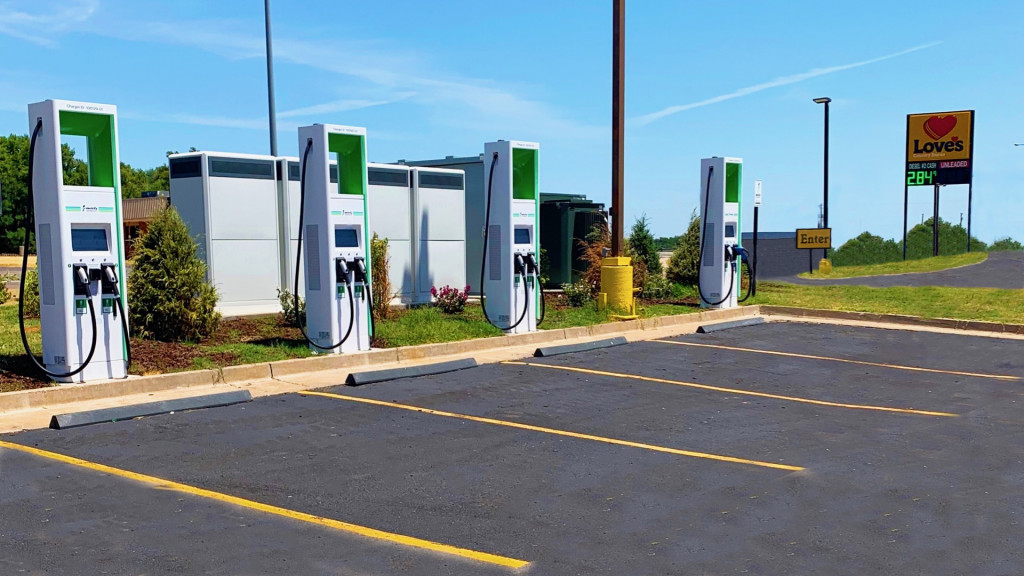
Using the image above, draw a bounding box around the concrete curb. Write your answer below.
[0,306,761,413]
[759,305,1024,335]
[0,369,219,413]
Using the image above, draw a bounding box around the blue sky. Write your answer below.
[2,0,1022,244]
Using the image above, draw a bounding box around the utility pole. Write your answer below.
[264,0,278,156]
[611,0,625,256]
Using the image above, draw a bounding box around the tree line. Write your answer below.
[0,133,176,253]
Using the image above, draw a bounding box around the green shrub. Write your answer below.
[831,232,902,266]
[628,214,662,276]
[370,233,392,323]
[989,237,1023,252]
[0,273,13,305]
[670,282,698,300]
[277,288,305,325]
[21,270,39,317]
[128,207,220,341]
[666,211,700,285]
[561,279,592,307]
[640,274,673,299]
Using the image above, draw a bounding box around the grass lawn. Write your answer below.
[798,252,986,279]
[749,282,1024,324]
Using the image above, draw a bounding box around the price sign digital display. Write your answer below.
[905,110,974,186]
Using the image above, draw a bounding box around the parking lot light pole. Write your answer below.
[813,97,831,258]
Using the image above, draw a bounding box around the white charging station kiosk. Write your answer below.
[296,124,372,353]
[279,156,341,295]
[26,100,129,382]
[411,167,467,304]
[698,157,744,310]
[481,140,541,334]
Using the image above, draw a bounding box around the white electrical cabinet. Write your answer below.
[367,163,414,303]
[169,152,282,316]
[412,167,466,303]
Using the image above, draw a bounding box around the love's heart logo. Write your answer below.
[923,115,957,140]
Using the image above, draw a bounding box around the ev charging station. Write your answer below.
[698,157,749,310]
[295,124,372,353]
[22,100,130,382]
[481,140,542,334]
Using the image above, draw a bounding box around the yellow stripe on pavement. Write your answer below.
[504,361,956,418]
[653,339,1021,382]
[0,440,529,570]
[299,390,804,472]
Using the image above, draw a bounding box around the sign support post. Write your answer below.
[967,181,973,252]
[752,180,761,295]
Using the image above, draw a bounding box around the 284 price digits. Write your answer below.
[906,170,936,186]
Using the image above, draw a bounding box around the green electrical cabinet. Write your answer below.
[539,193,606,288]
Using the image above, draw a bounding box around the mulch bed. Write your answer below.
[1,315,303,388]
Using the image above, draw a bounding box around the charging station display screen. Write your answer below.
[725,224,736,238]
[334,228,359,248]
[514,228,531,245]
[71,228,108,252]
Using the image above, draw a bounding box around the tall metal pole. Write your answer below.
[264,0,278,157]
[611,0,625,257]
[932,183,940,257]
[966,181,973,253]
[822,100,829,258]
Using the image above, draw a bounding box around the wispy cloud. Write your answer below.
[0,0,99,47]
[0,4,601,142]
[277,95,415,119]
[634,42,942,126]
[57,13,600,141]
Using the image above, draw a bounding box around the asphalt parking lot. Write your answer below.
[2,320,1024,575]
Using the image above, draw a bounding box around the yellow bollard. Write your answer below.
[819,258,833,275]
[598,256,639,320]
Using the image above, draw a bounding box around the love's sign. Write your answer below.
[905,110,974,186]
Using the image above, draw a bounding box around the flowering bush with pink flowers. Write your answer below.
[431,284,470,314]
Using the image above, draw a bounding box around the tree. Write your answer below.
[120,163,149,198]
[0,134,31,253]
[0,135,90,253]
[128,207,220,341]
[146,165,170,192]
[989,237,1023,252]
[628,214,662,276]
[666,211,701,285]
[832,232,902,266]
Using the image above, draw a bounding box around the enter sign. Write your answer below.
[796,228,832,250]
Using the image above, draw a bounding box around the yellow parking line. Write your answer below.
[0,440,529,570]
[504,362,956,418]
[653,339,1021,382]
[299,390,804,472]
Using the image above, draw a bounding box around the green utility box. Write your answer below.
[539,193,607,288]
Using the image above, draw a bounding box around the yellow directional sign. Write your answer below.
[796,228,831,250]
